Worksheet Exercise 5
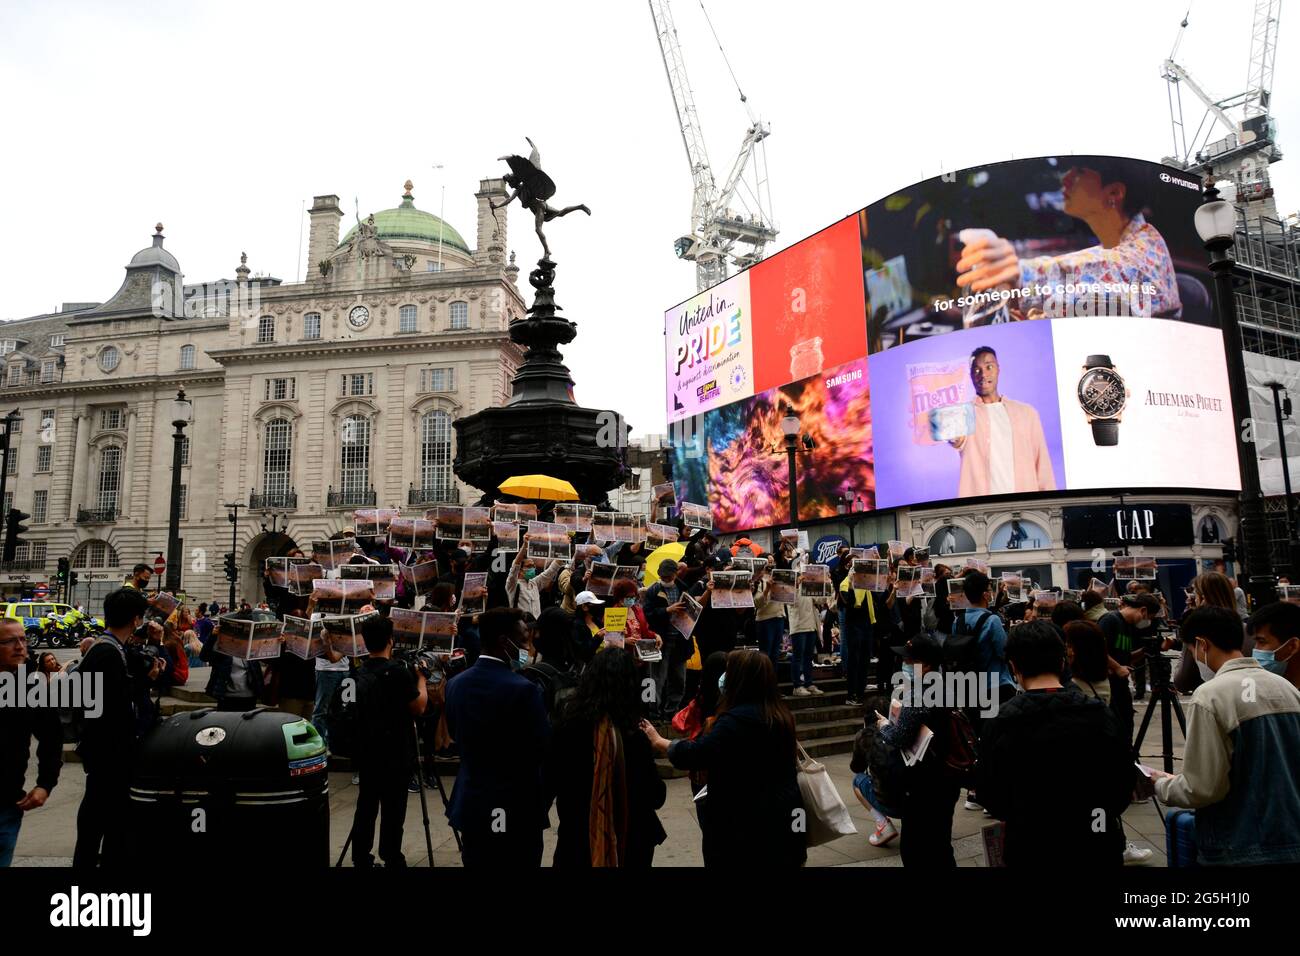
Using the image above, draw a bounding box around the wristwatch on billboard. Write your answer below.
[1077,354,1128,446]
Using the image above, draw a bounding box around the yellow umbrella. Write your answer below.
[496,474,579,502]
[642,542,688,587]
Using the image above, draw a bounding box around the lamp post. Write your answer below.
[165,386,193,593]
[224,503,242,610]
[780,410,801,529]
[0,409,19,529]
[1196,183,1276,608]
[1267,381,1298,578]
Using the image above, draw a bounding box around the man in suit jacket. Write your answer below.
[951,346,1056,498]
[444,607,550,867]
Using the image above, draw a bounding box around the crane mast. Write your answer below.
[649,0,779,292]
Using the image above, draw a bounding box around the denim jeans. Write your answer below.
[652,651,687,716]
[313,669,347,751]
[756,617,784,665]
[0,805,21,867]
[790,631,817,688]
[852,771,899,818]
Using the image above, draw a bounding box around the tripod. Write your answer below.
[1132,648,1187,774]
[334,717,459,867]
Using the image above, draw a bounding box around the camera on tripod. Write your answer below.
[393,647,442,683]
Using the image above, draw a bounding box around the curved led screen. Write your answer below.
[667,156,1240,534]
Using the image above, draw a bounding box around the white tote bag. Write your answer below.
[795,742,858,847]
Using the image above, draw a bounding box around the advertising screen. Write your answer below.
[666,216,865,422]
[668,156,1241,534]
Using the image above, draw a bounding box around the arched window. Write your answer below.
[340,415,371,493]
[399,304,418,333]
[449,301,469,330]
[72,540,118,569]
[263,419,293,497]
[420,410,453,495]
[303,312,321,340]
[257,315,275,343]
[97,446,122,515]
[179,344,196,370]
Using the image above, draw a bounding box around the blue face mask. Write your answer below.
[717,673,726,692]
[523,568,537,581]
[1253,643,1297,675]
[901,662,914,679]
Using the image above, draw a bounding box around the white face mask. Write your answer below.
[1195,640,1215,682]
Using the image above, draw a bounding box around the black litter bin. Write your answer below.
[130,707,330,866]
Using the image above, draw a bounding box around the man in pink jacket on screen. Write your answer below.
[950,346,1057,498]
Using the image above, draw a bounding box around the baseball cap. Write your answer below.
[575,590,605,607]
[893,632,944,668]
[1121,593,1161,615]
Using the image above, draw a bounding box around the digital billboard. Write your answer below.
[667,155,1241,534]
[665,215,866,422]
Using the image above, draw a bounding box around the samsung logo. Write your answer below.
[1159,171,1200,191]
[825,368,863,388]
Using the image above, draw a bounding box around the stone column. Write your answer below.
[121,409,137,518]
[68,412,89,518]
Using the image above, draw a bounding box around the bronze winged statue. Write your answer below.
[490,137,590,259]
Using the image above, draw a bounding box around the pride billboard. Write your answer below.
[666,155,1241,534]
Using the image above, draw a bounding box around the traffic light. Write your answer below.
[223,552,239,582]
[2,508,30,562]
[1222,537,1237,565]
[69,570,79,590]
[56,556,69,583]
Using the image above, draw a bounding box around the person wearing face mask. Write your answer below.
[643,559,689,718]
[1149,606,1300,865]
[1248,600,1300,690]
[873,633,959,866]
[506,534,564,620]
[640,649,804,867]
[977,622,1137,867]
[1173,572,1241,694]
[1096,592,1160,749]
[571,591,607,665]
[444,607,551,867]
[73,587,163,868]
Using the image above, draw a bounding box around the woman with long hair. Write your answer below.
[546,648,666,867]
[642,648,805,867]
[1174,571,1242,693]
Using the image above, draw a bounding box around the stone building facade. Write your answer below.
[1,178,526,607]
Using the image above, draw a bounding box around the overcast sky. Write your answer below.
[1,0,1295,436]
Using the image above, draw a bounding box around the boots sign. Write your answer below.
[1062,504,1194,550]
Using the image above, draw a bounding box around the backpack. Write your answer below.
[520,660,579,720]
[326,665,379,759]
[941,709,979,786]
[867,724,907,813]
[945,609,992,674]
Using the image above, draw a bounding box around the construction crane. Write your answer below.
[1161,1,1283,212]
[649,0,778,292]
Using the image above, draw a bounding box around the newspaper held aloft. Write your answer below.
[797,564,833,599]
[281,616,325,660]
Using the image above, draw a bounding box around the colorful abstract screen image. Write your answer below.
[671,358,873,532]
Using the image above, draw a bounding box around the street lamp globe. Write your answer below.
[779,412,800,438]
[171,386,193,428]
[1194,186,1235,246]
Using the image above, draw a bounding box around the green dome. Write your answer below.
[341,187,471,255]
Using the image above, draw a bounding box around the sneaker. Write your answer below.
[845,697,862,706]
[868,819,898,847]
[963,795,984,811]
[809,685,824,695]
[793,686,811,697]
[1123,842,1154,865]
[407,776,420,794]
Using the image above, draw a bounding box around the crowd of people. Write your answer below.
[3,522,1300,869]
